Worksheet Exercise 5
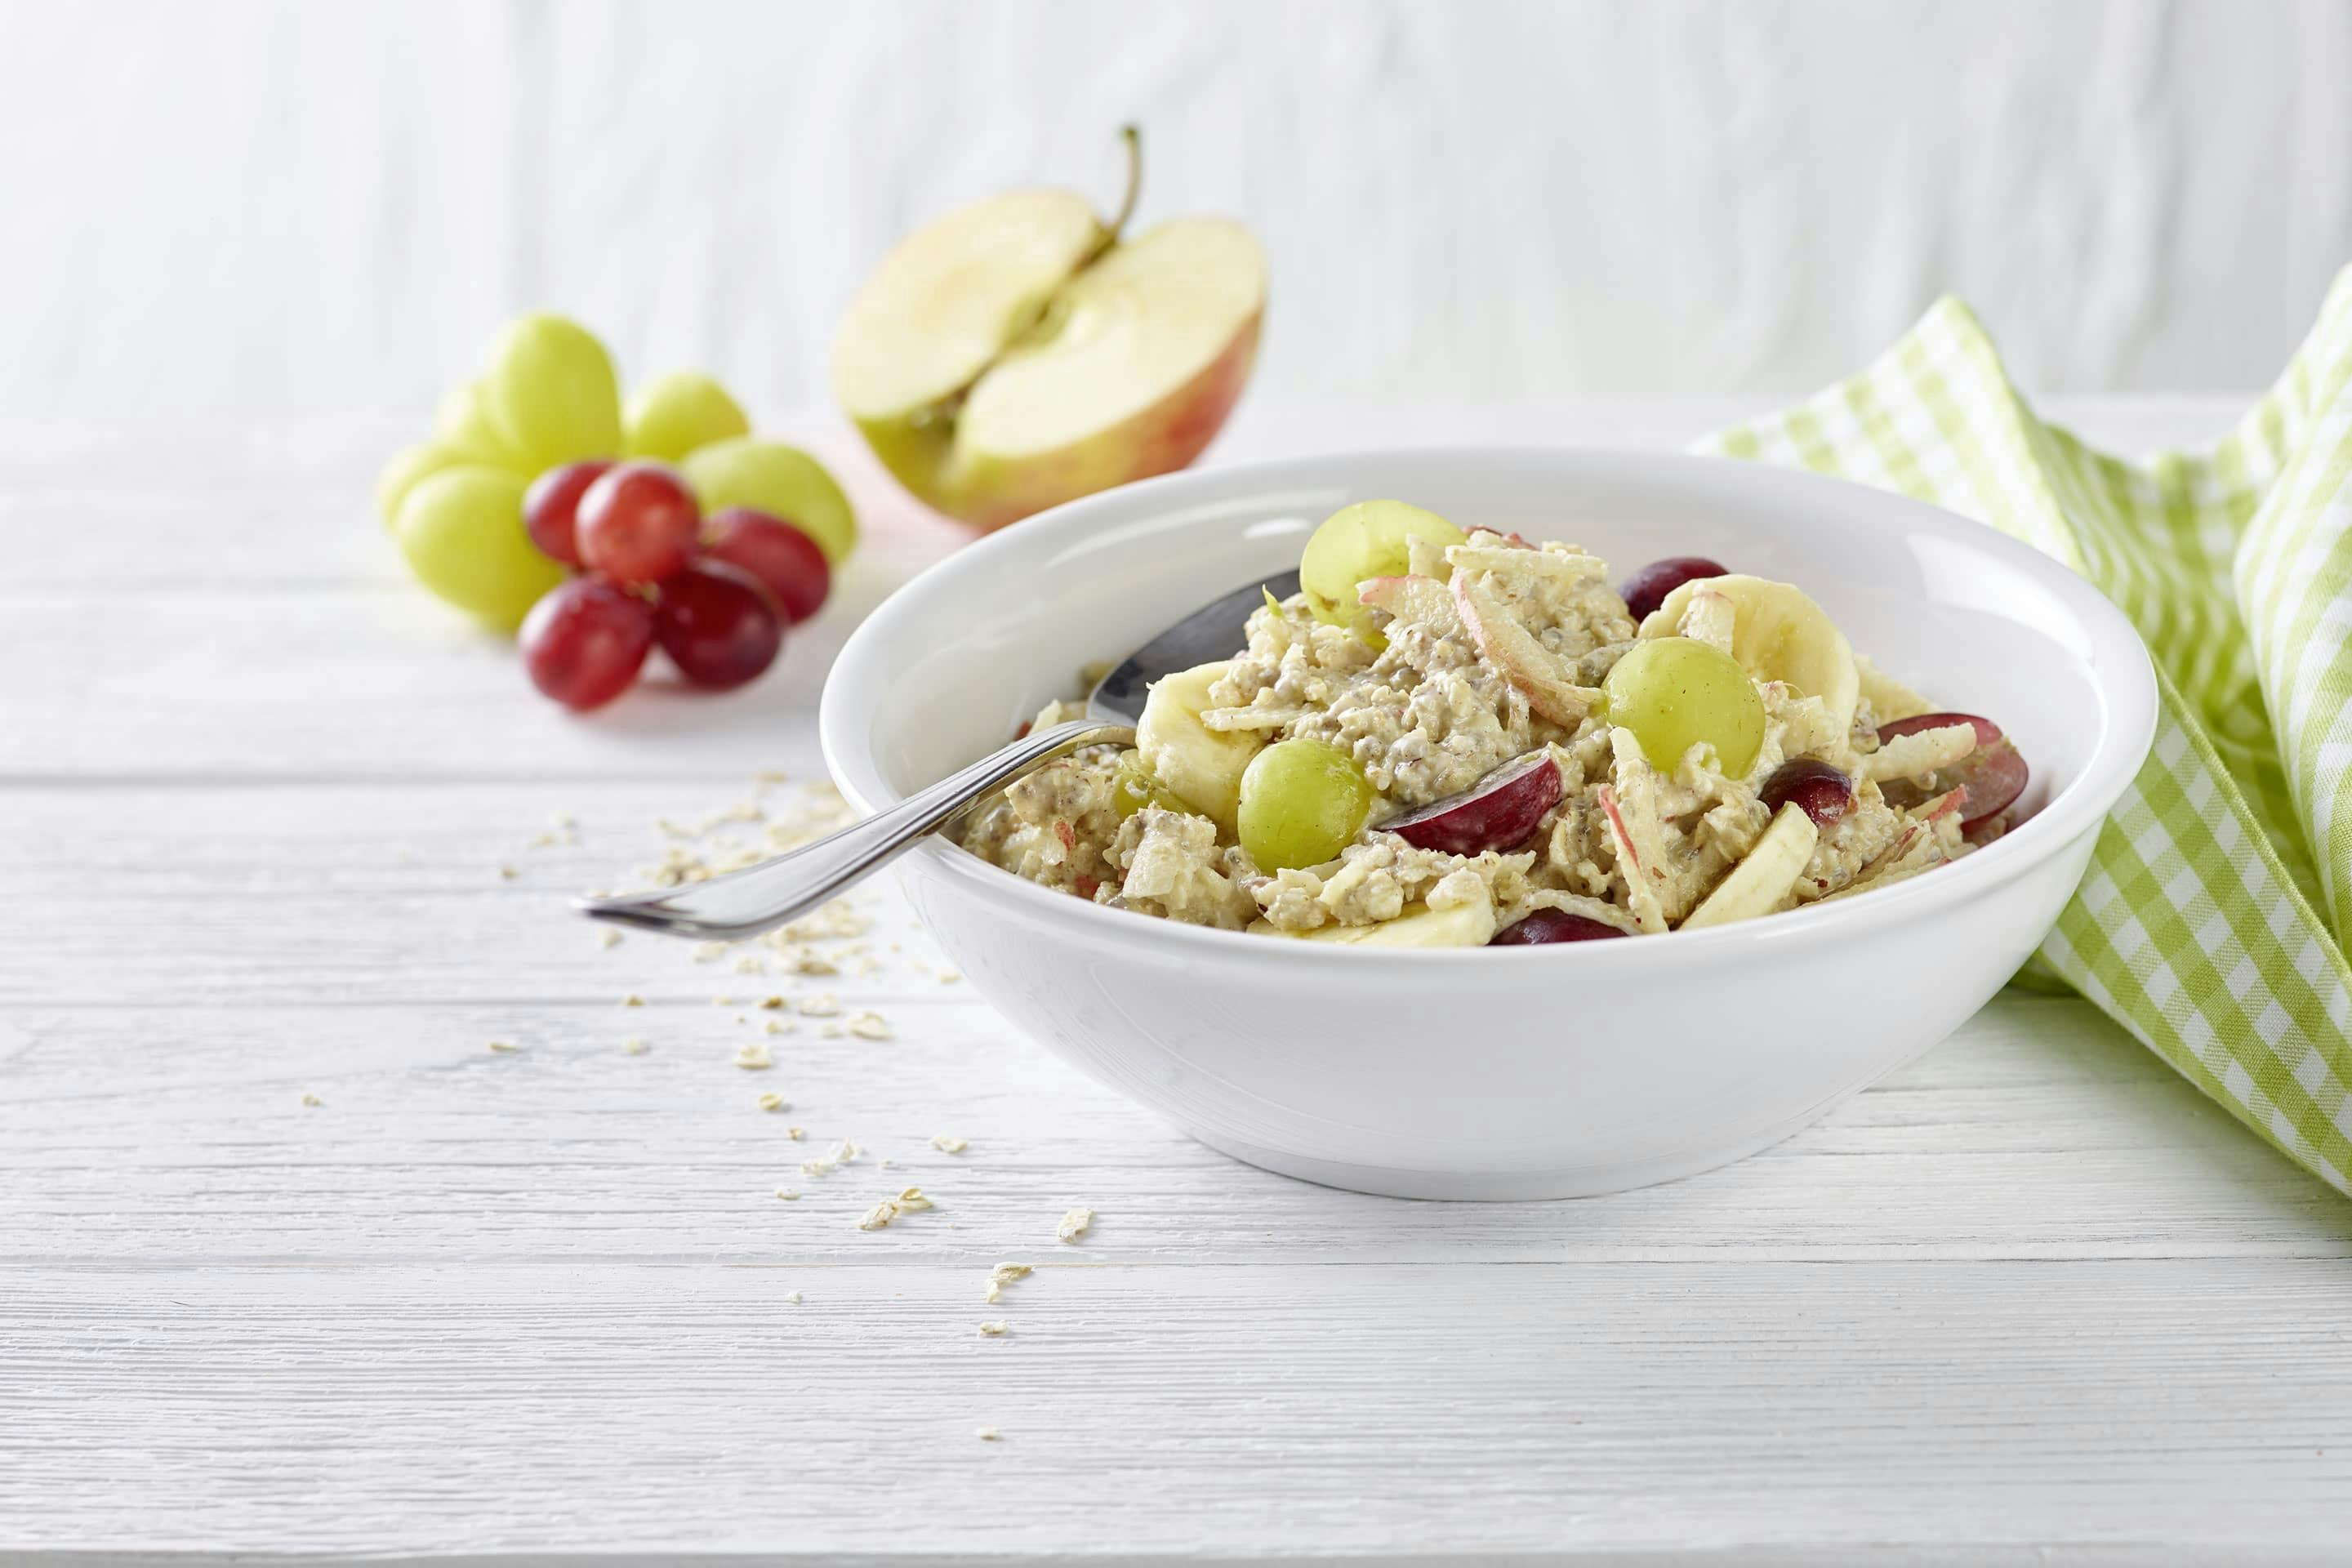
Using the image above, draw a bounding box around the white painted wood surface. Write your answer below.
[7,1,2352,425]
[7,399,2352,1563]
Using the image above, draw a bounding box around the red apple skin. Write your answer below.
[1387,754,1562,856]
[944,313,1263,533]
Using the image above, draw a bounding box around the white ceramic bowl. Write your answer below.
[821,450,2156,1199]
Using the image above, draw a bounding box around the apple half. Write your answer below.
[833,131,1267,532]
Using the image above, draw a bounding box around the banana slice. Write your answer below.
[1680,803,1819,929]
[1296,896,1497,947]
[1134,661,1263,836]
[1640,575,1858,737]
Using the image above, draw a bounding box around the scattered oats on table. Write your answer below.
[984,1263,1030,1303]
[938,971,963,986]
[621,1038,648,1055]
[785,1290,803,1304]
[710,995,733,1007]
[978,1321,1009,1337]
[735,1042,773,1071]
[786,1125,805,1141]
[488,1040,520,1054]
[847,1011,892,1041]
[931,1134,969,1155]
[733,956,767,974]
[621,994,644,1008]
[801,1139,861,1178]
[763,1018,793,1036]
[759,996,787,1010]
[1057,1207,1094,1244]
[977,1427,1001,1442]
[756,1091,788,1112]
[797,994,840,1018]
[498,865,518,880]
[858,1185,933,1231]
[299,1093,323,1107]
[694,942,728,964]
[596,928,622,950]
[773,1188,800,1201]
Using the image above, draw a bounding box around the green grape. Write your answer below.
[1298,499,1467,635]
[1111,758,1183,818]
[624,369,751,463]
[394,466,568,634]
[433,378,530,470]
[681,437,858,565]
[376,439,476,529]
[483,313,624,472]
[1601,636,1766,777]
[1237,738,1374,871]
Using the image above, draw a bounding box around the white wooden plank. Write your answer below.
[5,1257,2350,1559]
[2,991,2345,1272]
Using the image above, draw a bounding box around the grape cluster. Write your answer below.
[376,313,857,713]
[520,461,834,710]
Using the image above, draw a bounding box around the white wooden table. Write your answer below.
[7,399,2350,1565]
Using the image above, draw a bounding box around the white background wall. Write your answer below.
[5,0,2348,425]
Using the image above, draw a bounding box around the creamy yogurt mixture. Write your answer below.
[958,502,2025,948]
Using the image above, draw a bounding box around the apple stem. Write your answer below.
[1106,124,1142,238]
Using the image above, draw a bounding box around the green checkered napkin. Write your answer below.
[1702,271,2352,1197]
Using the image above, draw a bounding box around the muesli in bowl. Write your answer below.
[958,500,2027,946]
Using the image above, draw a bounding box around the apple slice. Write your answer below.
[1386,753,1561,855]
[1876,712,2027,834]
[1358,573,1467,643]
[834,130,1266,532]
[1452,570,1601,726]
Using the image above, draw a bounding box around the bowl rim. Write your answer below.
[820,446,2158,967]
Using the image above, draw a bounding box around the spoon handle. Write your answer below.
[576,719,1135,941]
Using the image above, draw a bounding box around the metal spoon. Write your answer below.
[577,569,1301,941]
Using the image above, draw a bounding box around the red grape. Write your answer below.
[1619,555,1730,621]
[521,460,612,567]
[1877,711,2029,833]
[1490,909,1628,945]
[519,576,655,711]
[1758,757,1856,828]
[577,462,702,586]
[1388,753,1561,855]
[702,506,831,624]
[656,561,782,690]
